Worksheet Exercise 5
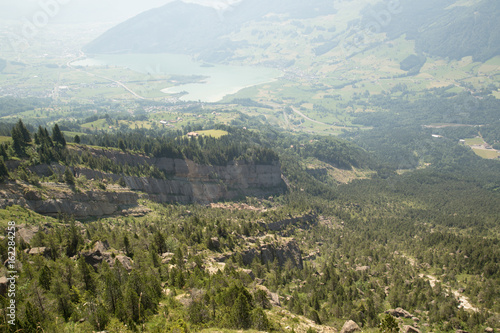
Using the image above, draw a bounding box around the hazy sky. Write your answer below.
[0,0,241,23]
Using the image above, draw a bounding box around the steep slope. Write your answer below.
[83,0,336,59]
[364,0,500,61]
[85,0,500,63]
[0,148,285,217]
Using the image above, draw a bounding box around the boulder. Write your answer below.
[0,276,8,296]
[240,239,303,269]
[385,307,413,318]
[25,247,51,257]
[256,285,280,306]
[81,241,111,269]
[161,252,174,264]
[17,225,38,244]
[93,240,110,254]
[356,265,370,272]
[240,268,255,280]
[209,237,221,250]
[403,325,421,333]
[340,320,360,333]
[484,328,493,333]
[114,255,133,271]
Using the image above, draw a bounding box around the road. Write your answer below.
[67,53,146,100]
[290,106,329,125]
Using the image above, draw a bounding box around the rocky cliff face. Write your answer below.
[74,148,285,204]
[240,239,304,269]
[0,182,139,217]
[0,149,285,217]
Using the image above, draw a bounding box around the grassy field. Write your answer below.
[464,137,485,145]
[0,204,56,228]
[196,130,229,138]
[0,136,11,143]
[472,149,499,159]
[62,131,87,138]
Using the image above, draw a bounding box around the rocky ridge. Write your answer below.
[0,148,285,217]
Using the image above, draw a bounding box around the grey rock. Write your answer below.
[115,255,133,271]
[0,276,7,296]
[356,265,370,272]
[403,326,421,333]
[340,320,360,333]
[386,307,414,318]
[25,247,51,257]
[1,154,285,218]
[239,239,303,269]
[17,225,38,244]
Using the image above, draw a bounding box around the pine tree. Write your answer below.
[52,124,66,146]
[118,139,126,151]
[64,167,75,185]
[229,293,251,329]
[251,307,270,331]
[0,158,9,180]
[38,265,52,291]
[17,119,31,143]
[379,314,399,333]
[74,135,81,144]
[11,120,31,156]
[24,301,43,331]
[78,256,96,293]
[0,144,7,159]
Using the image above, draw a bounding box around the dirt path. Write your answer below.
[419,274,479,312]
[402,253,478,312]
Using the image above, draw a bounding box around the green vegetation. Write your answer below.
[1,1,500,332]
[0,114,498,332]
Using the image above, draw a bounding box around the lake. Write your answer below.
[73,54,281,102]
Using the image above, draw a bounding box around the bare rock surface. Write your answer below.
[403,325,421,333]
[385,307,414,318]
[340,320,360,333]
[240,239,303,269]
[1,152,285,217]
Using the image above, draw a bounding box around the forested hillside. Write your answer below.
[364,0,500,61]
[0,116,498,332]
[1,0,500,332]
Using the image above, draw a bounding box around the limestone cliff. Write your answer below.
[0,149,285,217]
[73,147,285,204]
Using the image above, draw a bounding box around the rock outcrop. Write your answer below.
[265,213,317,231]
[240,239,303,269]
[0,276,8,296]
[25,247,51,257]
[1,150,285,217]
[403,326,421,333]
[80,241,133,271]
[385,308,414,319]
[340,320,360,333]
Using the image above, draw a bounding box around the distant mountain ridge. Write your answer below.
[83,0,336,61]
[85,0,500,64]
[363,0,500,62]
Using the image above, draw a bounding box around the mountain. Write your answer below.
[85,0,500,63]
[83,0,336,58]
[362,0,500,62]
